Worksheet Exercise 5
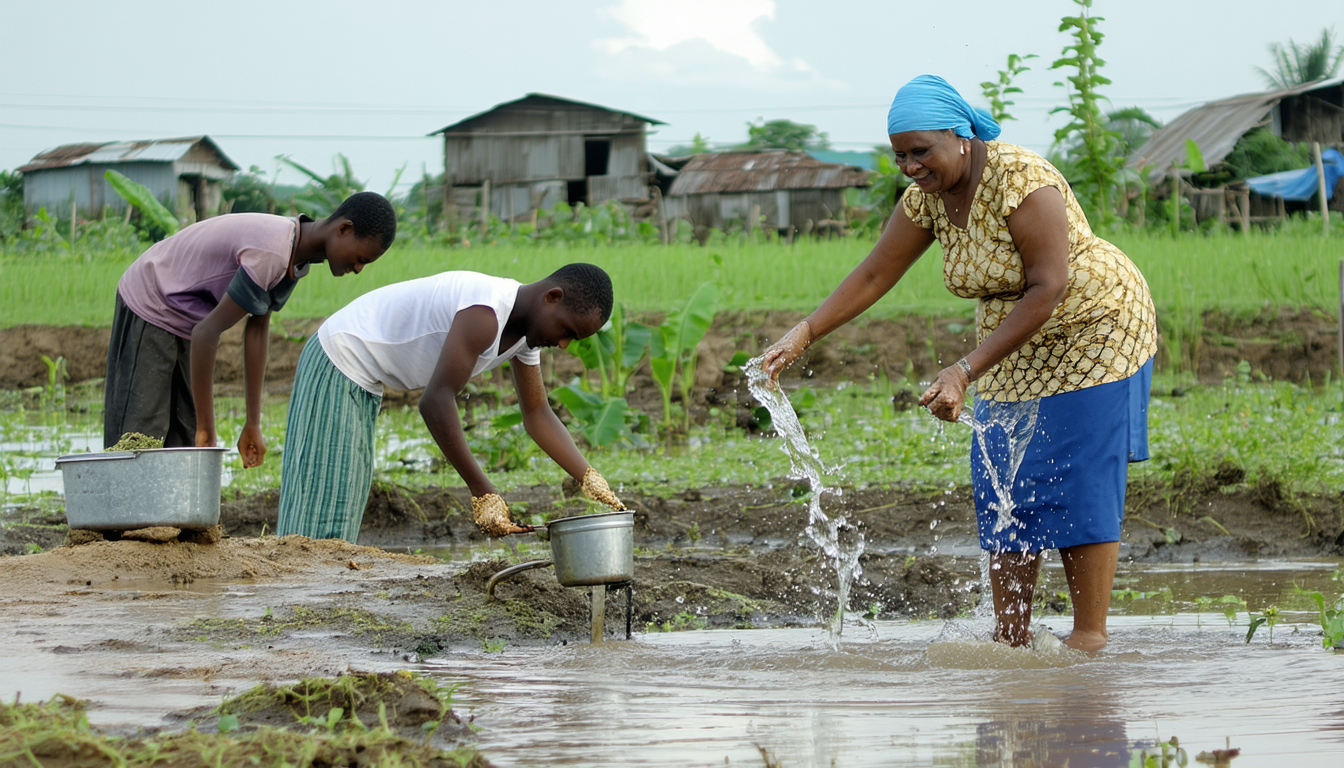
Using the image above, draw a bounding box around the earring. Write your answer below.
[960,144,966,156]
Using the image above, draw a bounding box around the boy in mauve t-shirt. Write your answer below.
[104,191,396,467]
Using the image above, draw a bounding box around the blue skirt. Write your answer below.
[971,357,1152,552]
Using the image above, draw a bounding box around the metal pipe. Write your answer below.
[485,560,553,601]
[590,585,607,643]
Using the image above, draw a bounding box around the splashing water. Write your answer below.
[957,399,1041,624]
[746,359,864,646]
[958,400,1040,535]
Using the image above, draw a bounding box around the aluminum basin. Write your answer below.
[548,510,634,587]
[55,447,227,531]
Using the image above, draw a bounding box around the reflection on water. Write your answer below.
[425,611,1344,768]
[1,563,1342,767]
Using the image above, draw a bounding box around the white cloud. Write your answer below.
[597,0,806,73]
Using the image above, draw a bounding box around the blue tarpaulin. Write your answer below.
[1245,148,1344,201]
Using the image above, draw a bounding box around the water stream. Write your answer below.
[746,360,864,644]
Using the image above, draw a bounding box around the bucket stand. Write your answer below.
[486,562,633,642]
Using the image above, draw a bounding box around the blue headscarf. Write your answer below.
[887,74,1001,141]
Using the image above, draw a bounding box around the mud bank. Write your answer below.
[1,307,1336,394]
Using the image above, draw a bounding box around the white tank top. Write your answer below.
[318,271,541,394]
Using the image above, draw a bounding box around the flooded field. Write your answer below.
[430,610,1344,767]
[1,560,1341,767]
[3,339,1344,766]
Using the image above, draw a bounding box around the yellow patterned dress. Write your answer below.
[902,141,1157,400]
[901,141,1159,550]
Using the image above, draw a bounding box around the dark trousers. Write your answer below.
[103,294,196,448]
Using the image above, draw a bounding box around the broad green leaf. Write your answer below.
[582,396,630,447]
[664,281,718,359]
[621,323,653,370]
[104,170,178,235]
[1182,139,1206,173]
[276,154,327,185]
[491,412,523,428]
[552,384,604,416]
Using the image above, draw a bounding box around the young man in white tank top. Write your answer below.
[276,263,625,542]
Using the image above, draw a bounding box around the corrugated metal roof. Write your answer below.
[431,93,665,135]
[667,151,870,195]
[1129,77,1344,183]
[18,136,238,172]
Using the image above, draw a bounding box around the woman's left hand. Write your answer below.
[919,364,971,422]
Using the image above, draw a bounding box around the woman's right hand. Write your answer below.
[759,320,813,382]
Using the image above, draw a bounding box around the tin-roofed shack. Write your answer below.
[662,150,870,236]
[431,94,664,223]
[18,136,238,223]
[1129,77,1344,227]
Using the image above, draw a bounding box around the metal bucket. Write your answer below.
[547,510,634,587]
[55,447,228,530]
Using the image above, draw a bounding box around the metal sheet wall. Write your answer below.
[23,162,177,214]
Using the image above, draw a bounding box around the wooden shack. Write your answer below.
[661,150,869,234]
[430,94,664,222]
[18,136,237,223]
[1129,77,1344,229]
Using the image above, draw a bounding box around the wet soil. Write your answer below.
[1,310,1341,754]
[4,468,1342,647]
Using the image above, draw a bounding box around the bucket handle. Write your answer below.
[485,559,554,600]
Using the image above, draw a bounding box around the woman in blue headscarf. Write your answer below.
[759,74,1157,653]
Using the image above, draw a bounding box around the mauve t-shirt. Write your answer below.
[116,213,308,339]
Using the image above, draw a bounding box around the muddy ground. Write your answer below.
[1,309,1341,751]
[3,307,1343,636]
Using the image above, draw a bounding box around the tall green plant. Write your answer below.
[567,304,652,399]
[104,170,178,237]
[1050,0,1123,228]
[980,53,1037,123]
[650,282,717,434]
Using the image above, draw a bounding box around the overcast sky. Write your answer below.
[2,0,1340,194]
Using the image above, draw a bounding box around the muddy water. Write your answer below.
[1,563,1341,765]
[428,609,1343,767]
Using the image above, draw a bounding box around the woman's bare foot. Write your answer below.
[1063,630,1108,653]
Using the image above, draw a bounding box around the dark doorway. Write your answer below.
[584,139,611,176]
[567,180,588,205]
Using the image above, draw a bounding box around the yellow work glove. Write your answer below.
[471,492,523,538]
[580,467,626,511]
[759,320,813,381]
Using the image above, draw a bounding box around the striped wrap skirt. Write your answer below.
[277,335,382,542]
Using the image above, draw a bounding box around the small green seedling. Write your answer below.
[1246,605,1280,644]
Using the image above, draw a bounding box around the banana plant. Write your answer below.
[568,303,652,399]
[550,385,633,448]
[105,170,178,236]
[650,282,717,434]
[276,154,404,218]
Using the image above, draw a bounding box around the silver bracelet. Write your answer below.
[956,357,973,379]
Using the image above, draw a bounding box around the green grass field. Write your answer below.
[0,230,1339,327]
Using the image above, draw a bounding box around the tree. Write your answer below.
[666,132,713,156]
[1221,127,1312,179]
[1256,27,1344,89]
[738,119,830,152]
[0,170,24,240]
[222,165,281,214]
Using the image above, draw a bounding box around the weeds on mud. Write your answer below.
[0,672,487,767]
